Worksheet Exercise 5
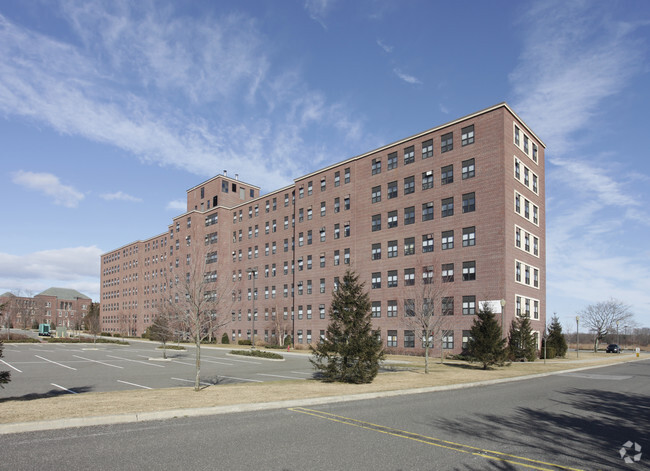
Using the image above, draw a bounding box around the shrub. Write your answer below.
[230,350,283,360]
[238,339,252,346]
[100,332,112,337]
[283,335,292,347]
[221,333,230,344]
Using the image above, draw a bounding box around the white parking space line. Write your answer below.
[35,355,77,370]
[30,348,56,352]
[106,355,165,368]
[170,359,195,366]
[221,356,261,365]
[0,359,22,373]
[218,375,263,383]
[171,377,213,387]
[117,380,152,389]
[257,373,306,380]
[51,383,77,394]
[290,371,314,376]
[73,355,123,369]
[200,358,233,366]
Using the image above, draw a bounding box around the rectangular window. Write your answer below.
[334,171,340,187]
[442,263,454,282]
[441,132,453,153]
[441,230,454,250]
[404,176,415,195]
[442,298,454,316]
[372,243,382,260]
[422,171,434,190]
[462,296,476,315]
[404,330,415,348]
[404,206,415,225]
[404,146,415,165]
[422,202,434,221]
[388,210,398,228]
[462,192,476,213]
[334,197,340,213]
[422,234,434,253]
[422,139,433,159]
[462,226,476,247]
[532,143,538,162]
[372,272,382,289]
[404,237,415,256]
[345,167,350,183]
[387,270,398,288]
[387,240,398,258]
[462,261,476,281]
[441,197,454,217]
[372,186,381,203]
[461,125,474,146]
[372,158,381,175]
[462,158,475,179]
[387,181,398,199]
[442,331,454,349]
[404,268,415,286]
[320,279,325,293]
[371,301,381,318]
[514,125,520,146]
[387,152,398,170]
[441,165,453,185]
[320,202,326,217]
[387,301,398,317]
[372,214,382,232]
[321,177,326,191]
[387,330,398,347]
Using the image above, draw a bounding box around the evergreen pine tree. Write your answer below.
[466,304,507,370]
[310,270,384,383]
[546,315,568,358]
[0,340,10,387]
[508,316,537,361]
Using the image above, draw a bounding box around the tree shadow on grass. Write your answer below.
[425,388,648,470]
[0,386,94,402]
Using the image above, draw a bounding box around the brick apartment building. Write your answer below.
[100,103,545,354]
[0,288,91,329]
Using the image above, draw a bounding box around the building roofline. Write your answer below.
[186,173,261,194]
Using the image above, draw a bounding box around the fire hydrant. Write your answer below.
[287,345,291,352]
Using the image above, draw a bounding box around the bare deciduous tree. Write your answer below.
[578,299,634,352]
[86,302,101,344]
[402,263,449,373]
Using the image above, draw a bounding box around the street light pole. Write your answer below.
[247,267,258,349]
[500,299,506,339]
[576,316,579,359]
[616,321,620,347]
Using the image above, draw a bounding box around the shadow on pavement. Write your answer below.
[0,386,94,402]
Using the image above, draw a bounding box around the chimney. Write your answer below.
[224,170,227,177]
[235,174,239,181]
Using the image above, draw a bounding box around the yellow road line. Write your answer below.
[289,407,584,471]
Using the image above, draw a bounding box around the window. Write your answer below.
[404,237,415,256]
[514,125,520,146]
[462,296,476,315]
[372,301,381,318]
[441,165,453,185]
[441,197,454,217]
[524,135,529,154]
[422,234,434,253]
[404,176,415,195]
[344,222,350,237]
[321,202,326,217]
[372,272,382,289]
[387,270,398,287]
[334,171,340,187]
[405,299,415,317]
[404,330,415,348]
[461,125,474,146]
[372,186,381,203]
[422,139,433,159]
[404,268,415,286]
[422,202,434,221]
[387,330,397,347]
[388,210,398,228]
[334,250,340,265]
[422,171,434,190]
[441,132,453,153]
[441,230,454,250]
[404,146,415,165]
[320,254,325,268]
[462,192,475,213]
[404,206,415,225]
[387,300,398,317]
[387,240,398,258]
[372,243,381,260]
[321,177,326,191]
[462,261,476,281]
[344,248,350,264]
[372,158,381,175]
[442,298,454,316]
[462,226,476,247]
[442,263,454,282]
[307,182,313,196]
[387,181,398,199]
[462,158,475,179]
[320,228,326,242]
[372,214,382,232]
[387,152,398,170]
[532,143,538,163]
[334,224,340,239]
[320,279,325,293]
[442,331,454,349]
[344,167,350,183]
[334,197,340,213]
[344,196,350,210]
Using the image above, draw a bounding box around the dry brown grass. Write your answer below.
[0,351,639,424]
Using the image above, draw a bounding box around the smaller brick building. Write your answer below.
[0,288,92,330]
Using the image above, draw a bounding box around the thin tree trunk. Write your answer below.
[194,323,201,391]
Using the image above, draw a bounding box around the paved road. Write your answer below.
[0,341,314,399]
[1,359,647,470]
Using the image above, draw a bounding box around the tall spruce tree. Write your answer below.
[0,340,10,387]
[508,316,537,361]
[310,270,384,383]
[466,304,507,370]
[546,314,568,358]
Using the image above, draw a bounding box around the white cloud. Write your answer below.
[0,246,102,301]
[166,199,186,211]
[100,191,142,202]
[393,68,422,85]
[376,39,393,53]
[304,0,336,29]
[11,170,84,208]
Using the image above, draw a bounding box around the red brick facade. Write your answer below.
[100,103,545,355]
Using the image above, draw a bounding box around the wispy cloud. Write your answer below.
[166,199,186,212]
[100,191,143,203]
[393,68,421,85]
[377,39,393,53]
[0,3,364,193]
[304,0,336,29]
[11,170,84,208]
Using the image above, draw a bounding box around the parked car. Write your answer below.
[606,344,621,353]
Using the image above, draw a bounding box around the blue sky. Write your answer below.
[1,0,649,331]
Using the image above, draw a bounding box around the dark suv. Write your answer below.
[606,344,621,353]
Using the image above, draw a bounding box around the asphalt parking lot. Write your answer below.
[0,341,315,399]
